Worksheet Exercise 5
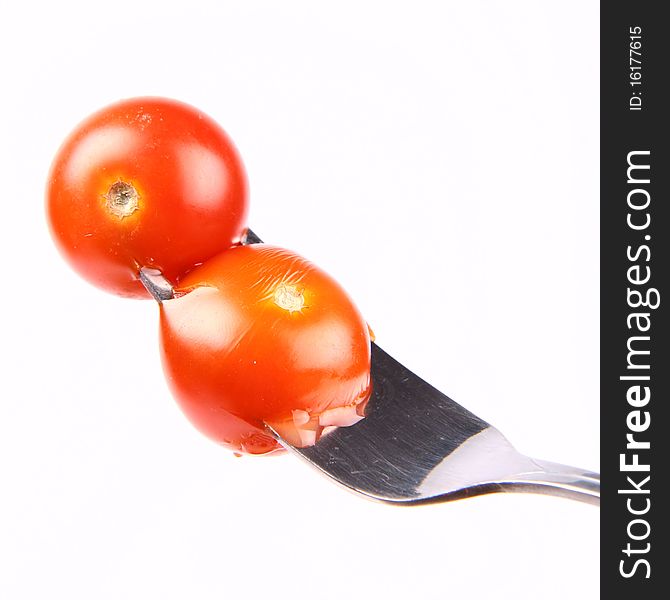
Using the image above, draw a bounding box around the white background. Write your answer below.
[0,2,599,599]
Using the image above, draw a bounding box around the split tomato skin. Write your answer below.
[159,245,372,455]
[46,97,249,298]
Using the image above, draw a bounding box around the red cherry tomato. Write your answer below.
[159,244,372,455]
[46,97,248,298]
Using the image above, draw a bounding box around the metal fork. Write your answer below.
[141,229,600,506]
[270,342,600,505]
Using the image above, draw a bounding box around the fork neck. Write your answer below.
[495,458,600,505]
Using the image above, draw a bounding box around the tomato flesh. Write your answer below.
[46,97,248,298]
[159,245,372,454]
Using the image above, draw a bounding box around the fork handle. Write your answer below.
[498,458,600,505]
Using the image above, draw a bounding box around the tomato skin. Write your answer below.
[46,97,248,298]
[159,245,372,455]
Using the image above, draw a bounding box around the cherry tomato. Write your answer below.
[159,244,372,455]
[46,97,248,298]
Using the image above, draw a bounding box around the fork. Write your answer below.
[271,342,600,505]
[140,229,600,506]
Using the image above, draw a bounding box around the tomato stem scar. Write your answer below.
[273,283,305,313]
[105,180,139,218]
